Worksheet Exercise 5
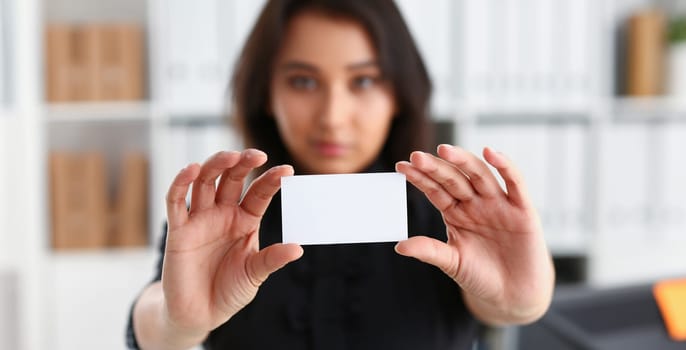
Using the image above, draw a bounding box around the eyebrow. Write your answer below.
[279,60,380,72]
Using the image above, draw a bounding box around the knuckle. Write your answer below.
[425,184,442,197]
[469,169,485,182]
[244,258,264,289]
[441,176,460,190]
[254,189,272,202]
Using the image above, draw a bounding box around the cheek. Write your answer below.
[272,91,316,140]
[358,90,396,134]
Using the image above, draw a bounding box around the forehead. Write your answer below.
[277,11,378,66]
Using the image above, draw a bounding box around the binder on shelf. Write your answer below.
[546,124,589,250]
[0,0,6,106]
[463,0,493,101]
[531,0,555,99]
[112,152,149,247]
[656,124,686,240]
[502,0,520,100]
[45,23,145,103]
[627,9,666,96]
[395,0,453,105]
[90,24,145,101]
[50,152,109,250]
[164,0,225,114]
[566,0,591,98]
[45,25,80,102]
[186,124,237,165]
[461,0,593,106]
[465,124,550,233]
[597,124,650,239]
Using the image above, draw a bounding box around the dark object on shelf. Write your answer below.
[516,284,686,349]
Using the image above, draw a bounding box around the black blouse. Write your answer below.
[127,172,479,349]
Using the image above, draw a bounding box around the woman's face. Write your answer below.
[270,11,396,174]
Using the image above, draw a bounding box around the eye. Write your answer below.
[351,75,378,90]
[288,76,318,91]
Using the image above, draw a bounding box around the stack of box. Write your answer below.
[50,152,109,249]
[44,23,145,102]
[49,151,149,250]
[112,152,149,247]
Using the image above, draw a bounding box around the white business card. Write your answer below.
[281,172,408,245]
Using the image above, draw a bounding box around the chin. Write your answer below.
[304,157,365,175]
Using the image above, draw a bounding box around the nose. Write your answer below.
[318,83,352,130]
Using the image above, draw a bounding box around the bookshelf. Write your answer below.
[1,0,686,349]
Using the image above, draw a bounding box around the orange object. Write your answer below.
[627,9,666,96]
[50,152,109,250]
[111,152,149,247]
[653,278,686,341]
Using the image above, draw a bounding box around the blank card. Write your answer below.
[281,173,407,245]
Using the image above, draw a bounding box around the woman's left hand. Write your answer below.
[395,144,555,326]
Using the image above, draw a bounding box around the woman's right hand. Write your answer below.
[161,149,303,340]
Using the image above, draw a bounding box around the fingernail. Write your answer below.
[181,163,195,173]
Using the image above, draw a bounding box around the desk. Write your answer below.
[516,284,686,349]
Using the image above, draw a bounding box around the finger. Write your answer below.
[215,149,268,207]
[190,151,242,213]
[396,161,456,212]
[483,147,531,208]
[240,165,294,218]
[395,236,461,281]
[166,163,200,230]
[437,144,504,198]
[245,242,304,288]
[406,151,475,201]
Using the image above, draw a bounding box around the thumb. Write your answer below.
[395,236,461,281]
[245,243,304,287]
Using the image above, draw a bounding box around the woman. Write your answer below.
[128,0,555,349]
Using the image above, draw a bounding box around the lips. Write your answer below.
[313,140,349,157]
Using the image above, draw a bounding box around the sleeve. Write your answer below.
[125,223,169,349]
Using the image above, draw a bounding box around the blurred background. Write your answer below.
[1,0,685,349]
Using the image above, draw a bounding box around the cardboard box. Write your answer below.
[627,10,666,96]
[45,24,99,101]
[45,24,73,102]
[45,23,145,102]
[92,24,145,100]
[50,152,109,250]
[111,152,148,247]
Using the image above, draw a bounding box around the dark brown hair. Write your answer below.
[231,0,433,172]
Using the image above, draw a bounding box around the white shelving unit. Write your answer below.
[1,0,686,349]
[45,101,152,122]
